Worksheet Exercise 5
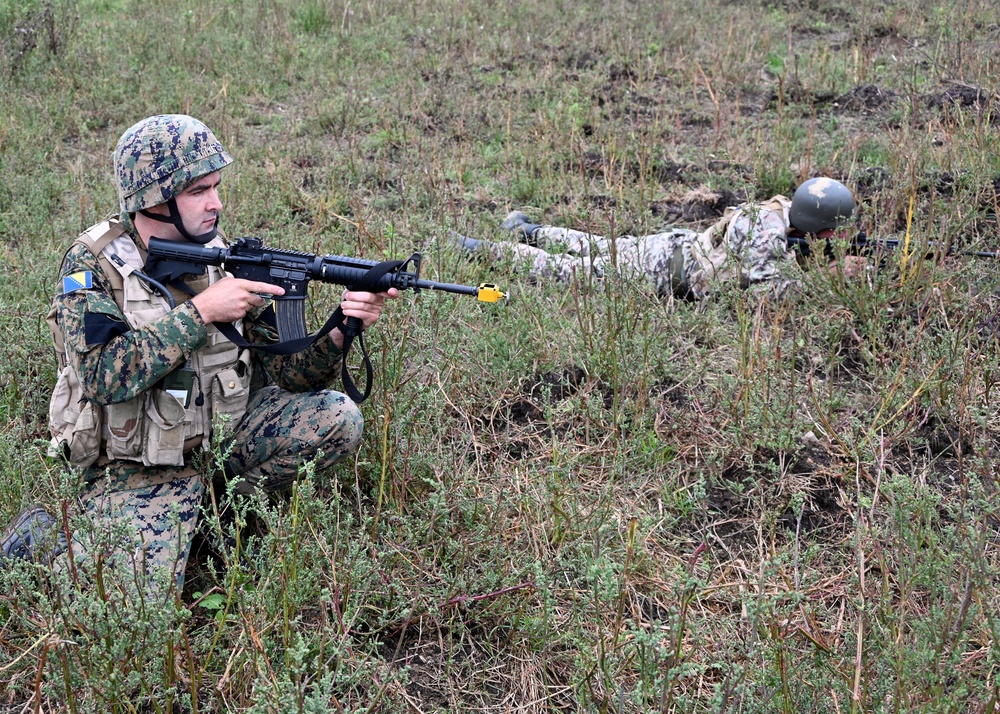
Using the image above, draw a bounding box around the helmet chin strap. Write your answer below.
[139,198,218,245]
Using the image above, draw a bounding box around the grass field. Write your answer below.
[2,0,1000,710]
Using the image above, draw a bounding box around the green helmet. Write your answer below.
[789,178,855,234]
[114,114,232,215]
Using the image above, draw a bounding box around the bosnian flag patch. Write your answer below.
[62,271,93,294]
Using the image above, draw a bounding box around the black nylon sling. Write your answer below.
[195,258,405,404]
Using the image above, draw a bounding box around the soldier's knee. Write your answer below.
[316,391,364,456]
[340,399,365,453]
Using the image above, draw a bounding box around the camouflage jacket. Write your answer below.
[48,220,345,469]
[688,196,798,297]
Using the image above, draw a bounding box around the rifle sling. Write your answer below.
[210,257,406,404]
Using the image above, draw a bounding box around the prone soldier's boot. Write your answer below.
[500,211,541,244]
[445,230,484,255]
[0,505,64,569]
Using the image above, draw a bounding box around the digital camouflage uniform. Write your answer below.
[44,116,365,595]
[491,196,799,299]
[50,235,364,593]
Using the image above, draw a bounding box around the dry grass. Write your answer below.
[1,0,1000,711]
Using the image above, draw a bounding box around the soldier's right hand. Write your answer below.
[190,278,285,324]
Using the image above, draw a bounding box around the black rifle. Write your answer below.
[786,233,999,260]
[146,236,506,402]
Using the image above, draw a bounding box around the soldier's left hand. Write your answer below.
[841,256,868,279]
[330,288,399,349]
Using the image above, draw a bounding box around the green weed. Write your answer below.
[2,0,1000,710]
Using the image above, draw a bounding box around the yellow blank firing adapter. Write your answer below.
[476,284,507,303]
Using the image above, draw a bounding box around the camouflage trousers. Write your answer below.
[486,225,702,298]
[71,385,363,596]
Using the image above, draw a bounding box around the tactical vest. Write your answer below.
[47,219,252,470]
[688,196,792,297]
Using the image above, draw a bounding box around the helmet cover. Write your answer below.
[115,114,232,214]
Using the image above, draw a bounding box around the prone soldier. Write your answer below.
[454,178,860,299]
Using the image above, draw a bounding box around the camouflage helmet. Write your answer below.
[789,177,856,234]
[114,114,233,214]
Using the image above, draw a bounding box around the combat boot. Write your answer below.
[445,230,484,255]
[500,211,541,244]
[0,505,62,568]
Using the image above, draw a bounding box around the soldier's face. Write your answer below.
[143,171,223,241]
[174,171,223,236]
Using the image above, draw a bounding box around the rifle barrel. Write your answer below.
[414,279,479,296]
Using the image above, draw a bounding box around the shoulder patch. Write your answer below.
[62,271,94,294]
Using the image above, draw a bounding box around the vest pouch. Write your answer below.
[210,366,249,434]
[126,306,166,330]
[144,389,188,466]
[201,328,242,366]
[104,396,145,462]
[48,365,101,469]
